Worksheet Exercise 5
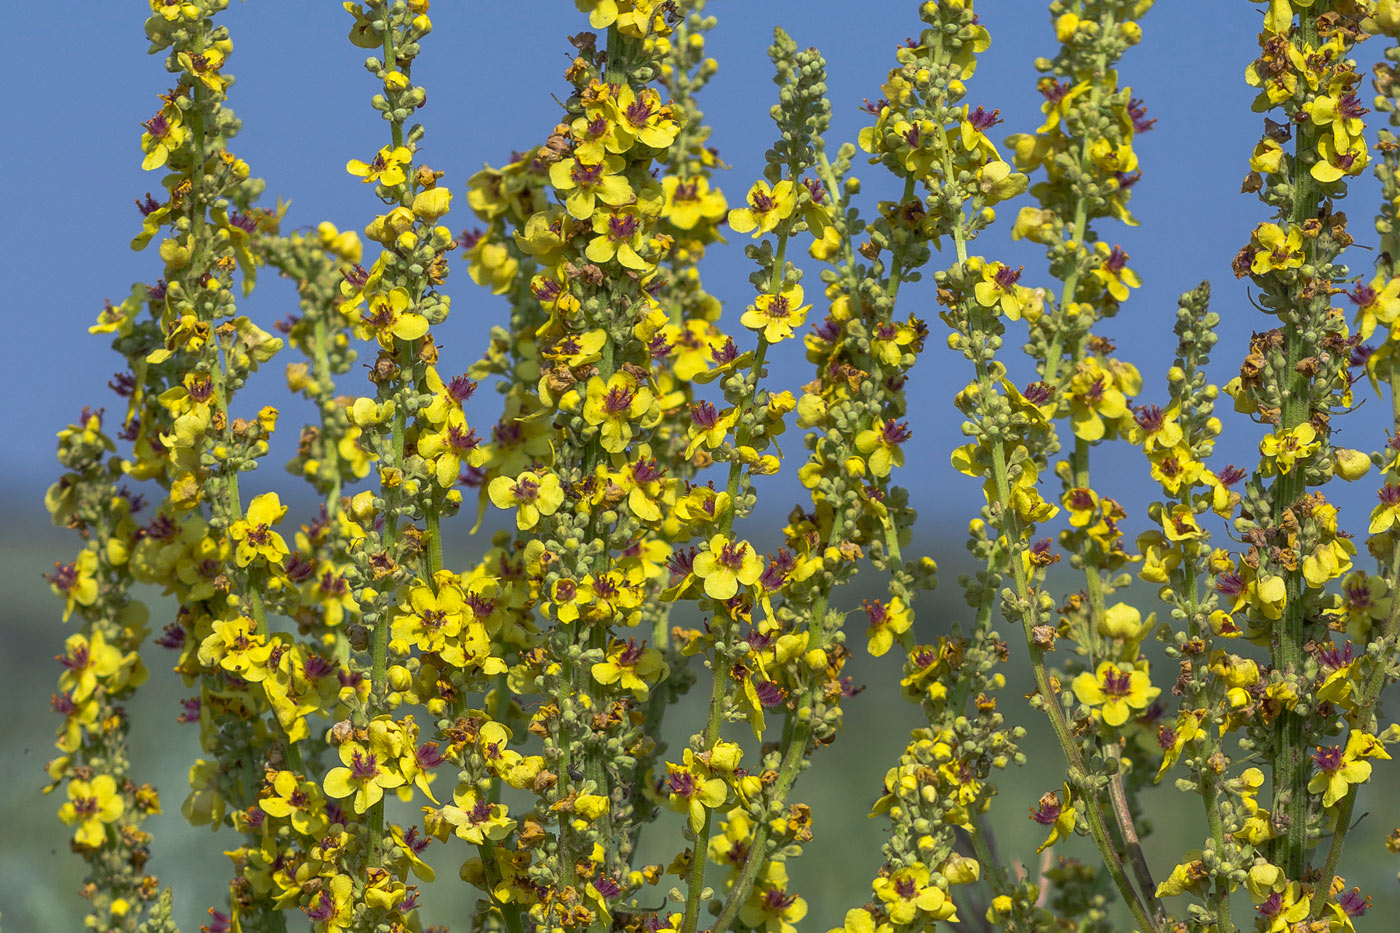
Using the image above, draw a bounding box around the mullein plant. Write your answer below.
[39,0,1400,931]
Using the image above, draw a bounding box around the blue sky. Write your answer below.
[3,1,1389,536]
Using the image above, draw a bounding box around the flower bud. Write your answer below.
[412,187,452,222]
[1334,447,1370,481]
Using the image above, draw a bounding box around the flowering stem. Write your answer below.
[984,432,1156,933]
[718,334,770,537]
[681,212,791,933]
[1272,1,1325,883]
[365,340,413,868]
[710,713,808,933]
[477,838,526,933]
[361,16,415,874]
[710,492,850,933]
[1074,433,1160,917]
[1174,487,1232,931]
[938,55,1154,923]
[1307,356,1400,916]
[1040,12,1112,387]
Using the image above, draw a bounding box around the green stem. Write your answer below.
[1072,431,1160,919]
[679,646,731,933]
[980,385,1156,931]
[366,16,411,868]
[718,335,770,537]
[710,714,808,933]
[1172,489,1233,931]
[1272,2,1325,883]
[310,313,344,518]
[1203,774,1232,932]
[478,838,527,933]
[816,146,858,276]
[425,505,443,578]
[1040,12,1113,387]
[1041,146,1092,387]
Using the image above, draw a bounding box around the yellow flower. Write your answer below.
[229,492,290,567]
[198,617,273,682]
[583,373,654,452]
[58,774,124,847]
[872,862,958,924]
[355,286,429,348]
[728,180,795,237]
[47,548,100,621]
[438,786,517,844]
[664,749,728,832]
[1155,710,1204,781]
[1062,487,1098,528]
[346,145,413,187]
[177,44,229,94]
[390,575,467,656]
[410,186,452,222]
[1308,732,1386,808]
[1090,243,1141,302]
[740,284,811,343]
[56,631,125,702]
[1259,422,1319,476]
[1313,131,1369,183]
[1030,783,1076,852]
[1089,137,1137,174]
[1127,403,1183,451]
[854,419,912,478]
[575,0,621,29]
[1253,880,1310,932]
[1072,662,1159,727]
[1249,222,1305,275]
[591,638,668,699]
[585,206,652,270]
[139,101,188,171]
[1371,484,1400,535]
[863,597,912,657]
[258,771,328,838]
[1066,359,1129,441]
[662,320,728,381]
[323,734,405,814]
[612,85,681,150]
[692,534,764,600]
[417,408,485,488]
[548,154,633,220]
[740,862,810,933]
[972,261,1031,319]
[662,175,728,230]
[685,401,739,457]
[1330,571,1391,639]
[1099,602,1152,643]
[487,470,565,530]
[1155,856,1209,898]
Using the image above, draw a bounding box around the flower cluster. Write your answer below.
[42,1,1400,932]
